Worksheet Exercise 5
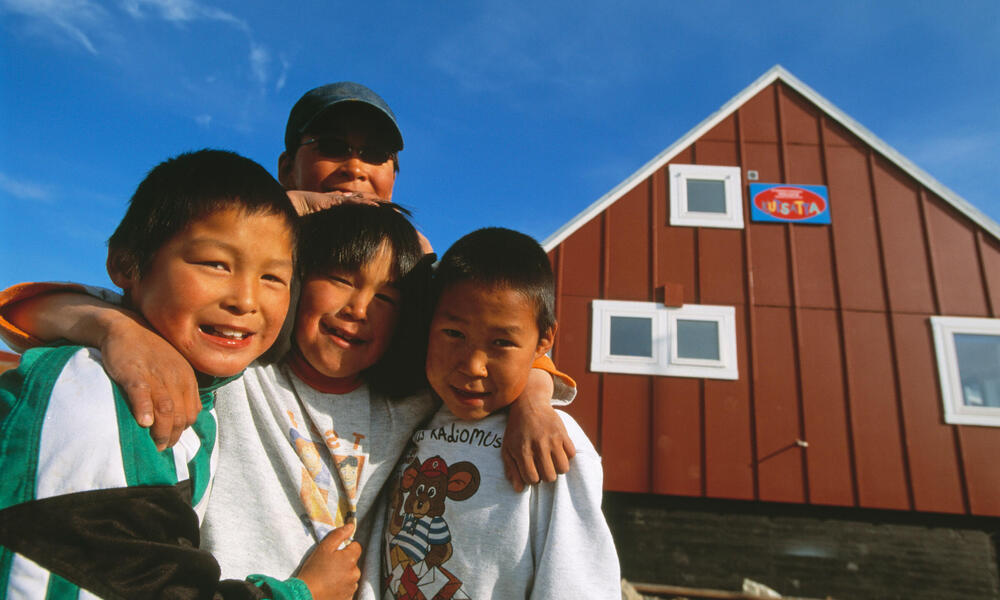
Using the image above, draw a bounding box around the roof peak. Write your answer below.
[543,66,999,250]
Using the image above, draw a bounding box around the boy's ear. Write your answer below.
[277,151,294,188]
[534,323,556,359]
[106,248,138,290]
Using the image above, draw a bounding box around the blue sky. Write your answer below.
[2,1,998,351]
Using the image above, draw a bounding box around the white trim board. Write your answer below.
[542,65,1000,251]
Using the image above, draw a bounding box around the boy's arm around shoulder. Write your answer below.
[0,281,200,450]
[0,282,112,351]
[528,411,622,599]
[502,357,578,492]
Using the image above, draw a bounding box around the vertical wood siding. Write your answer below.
[548,81,1000,517]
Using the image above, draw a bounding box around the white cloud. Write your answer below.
[119,0,247,32]
[0,172,55,203]
[0,0,110,54]
[195,114,212,127]
[275,56,289,92]
[249,43,269,85]
[118,0,283,93]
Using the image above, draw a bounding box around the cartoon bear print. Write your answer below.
[388,455,480,574]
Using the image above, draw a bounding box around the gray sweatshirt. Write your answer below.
[375,408,621,599]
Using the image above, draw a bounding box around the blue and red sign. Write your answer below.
[750,183,830,224]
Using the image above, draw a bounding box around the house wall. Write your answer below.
[550,81,1000,517]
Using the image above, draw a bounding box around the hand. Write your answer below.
[297,522,362,600]
[99,311,200,450]
[287,190,384,216]
[2,289,200,450]
[502,368,577,492]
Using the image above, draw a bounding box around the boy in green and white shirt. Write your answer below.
[0,150,351,599]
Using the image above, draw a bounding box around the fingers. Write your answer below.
[321,522,357,550]
[543,413,574,479]
[145,364,199,451]
[505,434,579,490]
[148,387,175,450]
[514,442,541,487]
[535,446,558,483]
[104,335,200,450]
[551,442,572,476]
[298,522,361,600]
[121,380,155,429]
[286,190,309,216]
[563,435,577,461]
[288,191,385,216]
[502,450,525,493]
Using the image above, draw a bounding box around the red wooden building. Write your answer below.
[543,66,1000,598]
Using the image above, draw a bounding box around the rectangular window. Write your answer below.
[591,300,738,380]
[930,316,1000,426]
[669,164,744,229]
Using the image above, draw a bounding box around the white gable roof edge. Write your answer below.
[543,65,1000,251]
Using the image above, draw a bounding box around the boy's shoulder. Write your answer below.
[2,344,211,505]
[5,345,109,398]
[553,408,595,452]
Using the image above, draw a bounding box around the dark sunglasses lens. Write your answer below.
[315,138,352,158]
[359,148,392,164]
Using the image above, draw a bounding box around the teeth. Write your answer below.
[205,326,249,340]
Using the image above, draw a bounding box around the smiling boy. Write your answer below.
[0,150,352,599]
[379,228,621,599]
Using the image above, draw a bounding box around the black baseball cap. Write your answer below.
[284,82,403,154]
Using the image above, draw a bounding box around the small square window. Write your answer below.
[676,319,720,361]
[610,316,654,357]
[669,164,744,229]
[686,179,728,213]
[930,316,1000,426]
[591,300,737,380]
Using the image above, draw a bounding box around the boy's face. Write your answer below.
[426,281,554,421]
[278,110,397,200]
[294,243,401,379]
[111,208,294,377]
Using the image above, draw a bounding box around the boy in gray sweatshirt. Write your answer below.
[379,227,621,599]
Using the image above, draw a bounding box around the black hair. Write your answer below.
[108,149,298,278]
[296,203,431,396]
[297,202,421,281]
[433,227,556,338]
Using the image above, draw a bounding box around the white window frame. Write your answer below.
[668,164,744,229]
[591,300,738,380]
[590,300,666,375]
[930,316,1000,426]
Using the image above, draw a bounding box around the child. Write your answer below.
[0,149,350,599]
[379,227,621,599]
[199,201,438,588]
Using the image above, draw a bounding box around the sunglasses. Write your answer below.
[300,136,395,165]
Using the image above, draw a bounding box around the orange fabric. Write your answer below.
[531,353,576,390]
[0,282,89,352]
